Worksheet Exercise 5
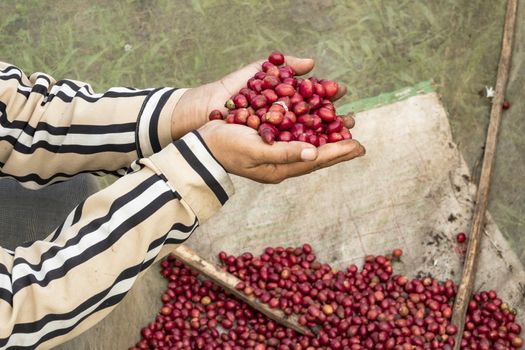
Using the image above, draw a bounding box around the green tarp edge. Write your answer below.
[337,80,435,115]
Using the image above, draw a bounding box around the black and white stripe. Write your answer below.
[140,218,198,273]
[10,176,175,293]
[16,75,51,99]
[0,66,152,103]
[174,131,231,205]
[0,100,136,135]
[0,262,142,349]
[0,133,136,155]
[0,122,136,150]
[136,87,176,158]
[0,100,134,187]
[0,101,136,155]
[11,175,161,270]
[0,263,13,305]
[45,80,153,104]
[0,66,28,86]
[0,168,123,190]
[0,63,233,348]
[47,202,84,243]
[127,160,146,174]
[0,210,198,349]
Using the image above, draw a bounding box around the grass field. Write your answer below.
[1,0,524,261]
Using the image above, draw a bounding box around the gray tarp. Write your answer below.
[57,92,525,349]
[0,175,98,250]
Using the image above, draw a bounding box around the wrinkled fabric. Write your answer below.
[0,175,99,250]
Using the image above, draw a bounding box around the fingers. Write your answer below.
[316,139,365,164]
[331,83,347,101]
[341,113,356,129]
[311,143,365,169]
[259,141,319,164]
[221,56,315,95]
[219,64,261,95]
[250,59,266,72]
[284,56,315,76]
[271,139,365,181]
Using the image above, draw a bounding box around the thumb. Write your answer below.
[284,56,315,76]
[219,59,264,94]
[261,141,319,164]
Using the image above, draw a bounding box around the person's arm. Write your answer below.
[0,56,333,189]
[0,61,186,188]
[0,119,364,349]
[0,131,233,349]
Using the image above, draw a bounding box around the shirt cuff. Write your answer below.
[148,131,234,222]
[136,87,189,158]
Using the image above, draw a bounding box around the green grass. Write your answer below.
[1,0,523,262]
[0,0,505,168]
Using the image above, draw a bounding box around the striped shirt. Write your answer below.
[0,62,234,349]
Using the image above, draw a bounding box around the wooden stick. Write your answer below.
[171,245,312,336]
[451,1,518,348]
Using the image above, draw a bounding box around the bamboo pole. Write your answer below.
[451,1,518,349]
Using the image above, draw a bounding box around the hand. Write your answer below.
[197,120,365,184]
[170,56,348,140]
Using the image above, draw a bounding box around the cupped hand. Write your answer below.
[197,120,365,184]
[170,56,348,140]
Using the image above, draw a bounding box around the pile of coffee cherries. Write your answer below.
[208,52,353,146]
[131,245,523,350]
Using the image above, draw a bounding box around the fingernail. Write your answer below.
[360,145,366,156]
[301,148,318,161]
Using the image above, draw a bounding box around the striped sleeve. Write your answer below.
[0,62,188,189]
[0,131,234,349]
